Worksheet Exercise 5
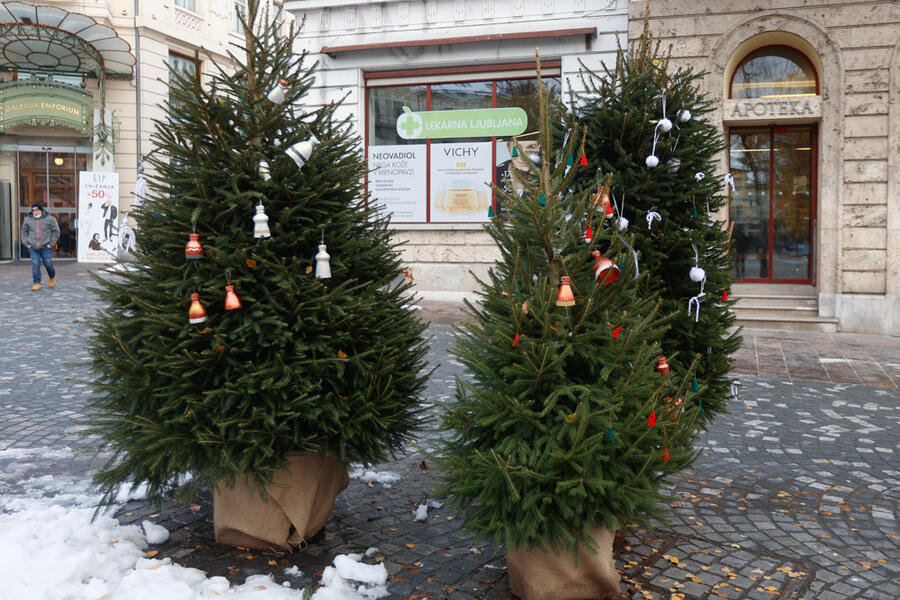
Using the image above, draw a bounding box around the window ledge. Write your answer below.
[387,223,486,231]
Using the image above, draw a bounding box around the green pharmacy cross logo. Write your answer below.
[397,108,423,139]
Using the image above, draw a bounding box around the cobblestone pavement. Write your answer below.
[1,272,899,599]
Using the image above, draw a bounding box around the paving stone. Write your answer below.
[2,280,900,599]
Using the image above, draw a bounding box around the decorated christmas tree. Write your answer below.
[85,0,429,540]
[570,27,740,425]
[437,59,702,600]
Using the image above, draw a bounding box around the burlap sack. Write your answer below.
[506,527,620,600]
[213,452,350,550]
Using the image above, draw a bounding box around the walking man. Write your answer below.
[21,203,59,291]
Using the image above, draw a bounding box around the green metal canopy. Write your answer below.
[0,1,134,80]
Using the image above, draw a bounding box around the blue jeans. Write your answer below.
[28,246,56,284]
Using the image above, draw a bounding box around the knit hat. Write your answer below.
[31,203,42,211]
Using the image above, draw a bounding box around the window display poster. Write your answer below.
[368,144,427,223]
[430,142,493,223]
[77,171,119,263]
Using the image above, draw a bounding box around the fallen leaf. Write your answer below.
[229,568,239,575]
[255,585,266,590]
[189,504,202,511]
[268,560,278,566]
[145,550,158,557]
[405,543,416,549]
[148,564,161,570]
[337,350,347,359]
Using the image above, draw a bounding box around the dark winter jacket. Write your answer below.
[21,209,60,250]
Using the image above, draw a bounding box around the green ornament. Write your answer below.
[691,205,698,218]
[698,400,705,414]
[511,145,518,157]
[691,377,699,393]
[566,154,574,167]
[488,204,495,218]
[539,193,546,206]
[606,427,615,442]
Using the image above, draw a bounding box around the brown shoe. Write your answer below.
[31,283,41,291]
[49,277,56,288]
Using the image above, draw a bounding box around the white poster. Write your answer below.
[368,145,427,223]
[77,171,119,263]
[430,142,492,222]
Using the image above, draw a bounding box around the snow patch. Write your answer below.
[348,465,401,488]
[143,520,170,544]
[312,554,389,599]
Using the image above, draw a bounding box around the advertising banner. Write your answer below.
[430,142,493,223]
[77,171,119,263]
[368,145,427,223]
[396,106,527,140]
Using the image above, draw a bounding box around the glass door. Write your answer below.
[729,125,816,283]
[17,149,88,259]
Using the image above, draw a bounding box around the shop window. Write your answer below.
[367,74,560,224]
[235,0,247,33]
[731,47,817,99]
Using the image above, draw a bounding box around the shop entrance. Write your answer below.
[17,148,89,260]
[728,125,816,283]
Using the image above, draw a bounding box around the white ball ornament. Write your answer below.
[679,109,692,122]
[689,266,706,283]
[645,155,659,168]
[658,118,673,133]
[694,172,706,182]
[618,216,629,231]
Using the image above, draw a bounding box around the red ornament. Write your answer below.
[721,289,729,301]
[662,446,670,460]
[605,202,614,218]
[579,154,588,166]
[611,325,622,339]
[585,224,592,243]
[224,284,242,310]
[556,276,575,307]
[648,410,656,427]
[512,333,520,347]
[592,250,620,284]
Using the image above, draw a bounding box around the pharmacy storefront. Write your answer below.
[0,2,133,263]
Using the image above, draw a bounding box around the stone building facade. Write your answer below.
[286,0,630,301]
[0,0,290,264]
[630,0,899,334]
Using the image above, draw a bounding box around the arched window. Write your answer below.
[730,46,817,99]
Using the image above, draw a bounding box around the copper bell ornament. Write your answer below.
[185,233,204,259]
[188,292,207,324]
[592,250,620,285]
[556,276,575,307]
[224,285,242,310]
[655,355,670,375]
